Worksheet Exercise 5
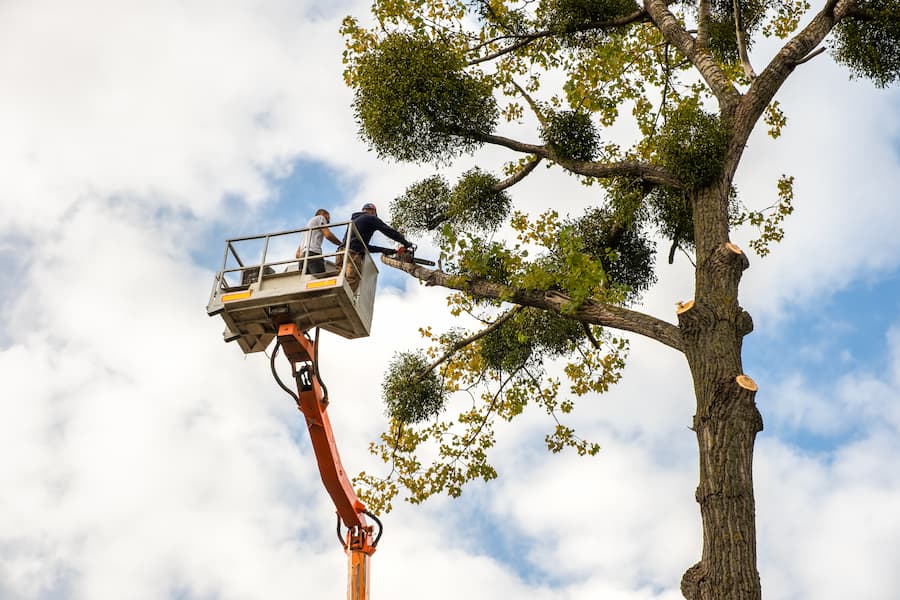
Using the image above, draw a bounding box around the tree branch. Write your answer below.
[511,80,549,129]
[733,0,758,78]
[558,157,683,188]
[418,307,523,380]
[382,257,685,353]
[697,0,711,47]
[793,47,827,66]
[643,0,741,109]
[470,131,683,188]
[465,11,650,66]
[729,0,852,174]
[494,156,542,191]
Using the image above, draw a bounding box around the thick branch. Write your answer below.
[643,0,741,109]
[471,131,682,187]
[729,0,852,174]
[382,257,685,352]
[494,156,542,191]
[697,0,711,47]
[558,157,683,188]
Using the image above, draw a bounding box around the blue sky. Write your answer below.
[1,1,899,599]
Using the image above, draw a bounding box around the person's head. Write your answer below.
[361,203,377,216]
[315,208,331,223]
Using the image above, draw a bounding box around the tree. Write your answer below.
[340,0,899,598]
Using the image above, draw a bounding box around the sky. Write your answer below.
[1,1,899,599]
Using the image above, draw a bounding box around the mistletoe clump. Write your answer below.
[568,207,657,303]
[353,33,498,163]
[448,168,512,231]
[390,175,452,233]
[541,110,600,162]
[832,0,900,87]
[390,169,511,235]
[382,352,446,423]
[479,308,585,373]
[656,100,729,191]
[706,0,770,63]
[542,0,641,35]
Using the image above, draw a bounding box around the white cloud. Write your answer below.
[0,0,369,234]
[733,60,900,324]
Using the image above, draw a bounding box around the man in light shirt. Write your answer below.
[296,208,342,274]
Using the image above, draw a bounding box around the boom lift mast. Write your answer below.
[273,323,381,600]
[206,223,384,600]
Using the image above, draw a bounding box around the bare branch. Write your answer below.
[510,80,549,128]
[468,34,545,66]
[643,0,741,109]
[794,47,827,66]
[582,322,602,349]
[494,156,542,191]
[465,11,650,66]
[469,131,683,188]
[382,257,685,353]
[418,307,523,379]
[733,0,758,78]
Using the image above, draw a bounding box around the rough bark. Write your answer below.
[381,256,685,352]
[678,185,763,600]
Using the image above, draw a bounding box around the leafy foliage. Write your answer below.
[449,169,513,230]
[706,0,767,62]
[352,33,498,163]
[390,168,512,235]
[703,0,812,63]
[567,206,657,302]
[389,175,450,232]
[541,110,601,161]
[655,100,729,191]
[734,175,795,257]
[480,308,585,372]
[832,0,900,88]
[382,352,447,423]
[541,0,642,46]
[340,0,892,518]
[355,313,626,512]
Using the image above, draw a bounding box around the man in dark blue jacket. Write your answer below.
[338,203,414,287]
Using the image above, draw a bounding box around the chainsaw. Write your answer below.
[395,245,436,266]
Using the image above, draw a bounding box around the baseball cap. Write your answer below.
[361,203,377,211]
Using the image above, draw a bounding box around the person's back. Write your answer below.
[338,203,414,288]
[297,208,341,274]
[345,204,411,254]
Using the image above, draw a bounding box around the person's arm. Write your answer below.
[367,244,396,255]
[322,226,342,246]
[375,219,413,247]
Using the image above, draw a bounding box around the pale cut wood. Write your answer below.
[735,374,758,391]
[725,242,743,255]
[677,299,695,314]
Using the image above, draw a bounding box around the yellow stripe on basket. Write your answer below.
[222,290,253,302]
[306,278,338,289]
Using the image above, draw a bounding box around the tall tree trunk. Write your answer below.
[678,184,763,600]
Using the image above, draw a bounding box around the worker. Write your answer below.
[337,203,414,287]
[297,208,343,274]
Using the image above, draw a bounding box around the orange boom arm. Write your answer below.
[276,323,380,600]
